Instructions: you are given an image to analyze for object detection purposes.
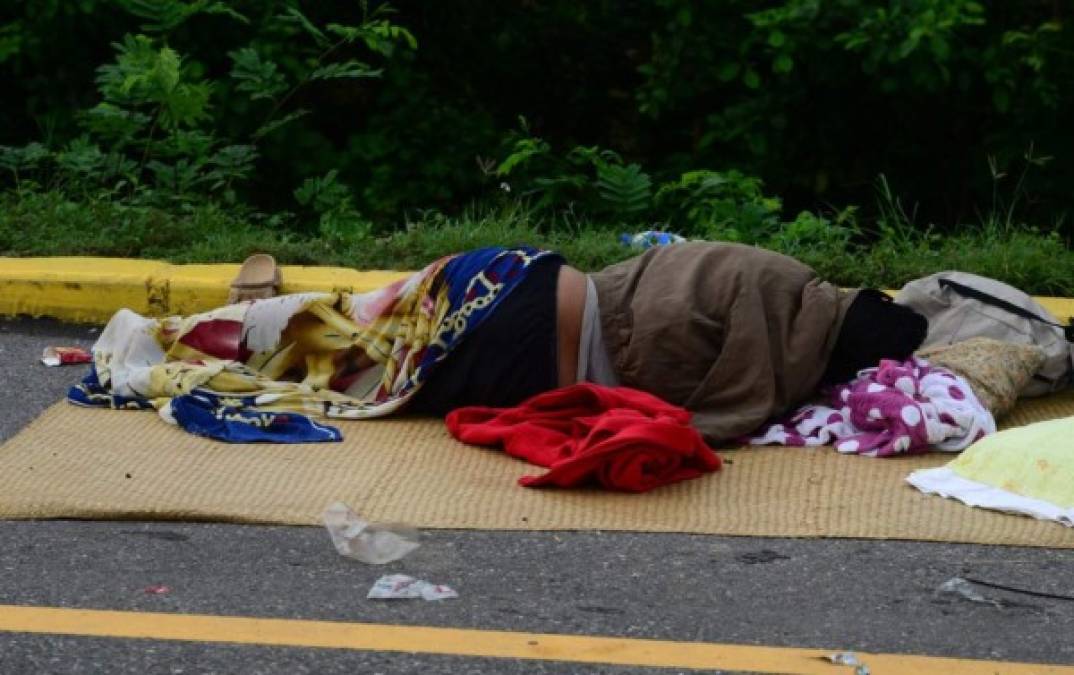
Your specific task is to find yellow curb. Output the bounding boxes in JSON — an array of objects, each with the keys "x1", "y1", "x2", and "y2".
[
  {"x1": 0, "y1": 258, "x2": 169, "y2": 324},
  {"x1": 1034, "y1": 296, "x2": 1074, "y2": 321},
  {"x1": 878, "y1": 287, "x2": 1074, "y2": 320},
  {"x1": 2, "y1": 256, "x2": 1074, "y2": 324},
  {"x1": 0, "y1": 257, "x2": 411, "y2": 323},
  {"x1": 161, "y1": 263, "x2": 410, "y2": 317}
]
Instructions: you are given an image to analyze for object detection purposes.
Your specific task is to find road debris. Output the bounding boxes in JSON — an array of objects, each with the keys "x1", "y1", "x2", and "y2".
[
  {"x1": 41, "y1": 346, "x2": 92, "y2": 367},
  {"x1": 935, "y1": 576, "x2": 1003, "y2": 607},
  {"x1": 143, "y1": 584, "x2": 171, "y2": 595},
  {"x1": 323, "y1": 501, "x2": 420, "y2": 565},
  {"x1": 367, "y1": 574, "x2": 457, "y2": 601},
  {"x1": 824, "y1": 651, "x2": 870, "y2": 674}
]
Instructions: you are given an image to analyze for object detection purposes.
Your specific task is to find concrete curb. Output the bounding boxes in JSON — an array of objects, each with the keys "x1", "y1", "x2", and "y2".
[
  {"x1": 0, "y1": 257, "x2": 411, "y2": 324},
  {"x1": 3, "y1": 256, "x2": 1074, "y2": 324}
]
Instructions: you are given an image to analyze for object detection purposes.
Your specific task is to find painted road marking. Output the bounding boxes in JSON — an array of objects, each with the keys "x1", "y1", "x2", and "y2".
[{"x1": 0, "y1": 605, "x2": 1071, "y2": 674}]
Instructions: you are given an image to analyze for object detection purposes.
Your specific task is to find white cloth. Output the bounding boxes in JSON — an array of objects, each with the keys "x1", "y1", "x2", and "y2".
[
  {"x1": 91, "y1": 308, "x2": 166, "y2": 398},
  {"x1": 907, "y1": 415, "x2": 1074, "y2": 526},
  {"x1": 907, "y1": 466, "x2": 1074, "y2": 527}
]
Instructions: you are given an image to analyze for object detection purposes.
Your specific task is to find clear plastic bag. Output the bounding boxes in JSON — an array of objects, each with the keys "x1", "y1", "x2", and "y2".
[{"x1": 322, "y1": 501, "x2": 420, "y2": 565}]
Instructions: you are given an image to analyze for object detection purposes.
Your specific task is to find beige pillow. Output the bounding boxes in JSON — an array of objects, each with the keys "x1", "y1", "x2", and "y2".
[{"x1": 917, "y1": 337, "x2": 1046, "y2": 418}]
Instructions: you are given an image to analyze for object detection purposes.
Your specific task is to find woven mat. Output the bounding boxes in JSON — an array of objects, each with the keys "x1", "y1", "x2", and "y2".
[{"x1": 2, "y1": 393, "x2": 1073, "y2": 547}]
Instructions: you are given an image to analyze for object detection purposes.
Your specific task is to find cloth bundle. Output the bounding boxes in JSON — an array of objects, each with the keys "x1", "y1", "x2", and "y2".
[
  {"x1": 69, "y1": 247, "x2": 555, "y2": 443},
  {"x1": 908, "y1": 416, "x2": 1074, "y2": 526},
  {"x1": 748, "y1": 357, "x2": 995, "y2": 457},
  {"x1": 446, "y1": 383, "x2": 723, "y2": 492}
]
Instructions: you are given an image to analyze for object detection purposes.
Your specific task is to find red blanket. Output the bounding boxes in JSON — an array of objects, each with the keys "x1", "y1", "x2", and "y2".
[{"x1": 445, "y1": 384, "x2": 722, "y2": 492}]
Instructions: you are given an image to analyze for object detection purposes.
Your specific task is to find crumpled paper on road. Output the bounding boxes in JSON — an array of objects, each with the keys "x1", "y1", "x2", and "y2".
[{"x1": 367, "y1": 574, "x2": 457, "y2": 601}]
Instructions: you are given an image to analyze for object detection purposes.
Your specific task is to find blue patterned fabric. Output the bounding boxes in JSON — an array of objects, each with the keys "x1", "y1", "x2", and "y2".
[
  {"x1": 409, "y1": 246, "x2": 559, "y2": 388},
  {"x1": 65, "y1": 246, "x2": 558, "y2": 444},
  {"x1": 68, "y1": 367, "x2": 154, "y2": 411},
  {"x1": 169, "y1": 391, "x2": 342, "y2": 443}
]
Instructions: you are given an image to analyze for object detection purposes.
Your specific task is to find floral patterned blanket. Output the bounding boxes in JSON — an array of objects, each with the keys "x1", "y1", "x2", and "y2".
[{"x1": 69, "y1": 247, "x2": 556, "y2": 442}]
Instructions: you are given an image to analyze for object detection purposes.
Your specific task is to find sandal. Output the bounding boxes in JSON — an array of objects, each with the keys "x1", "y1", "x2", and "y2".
[{"x1": 228, "y1": 253, "x2": 281, "y2": 304}]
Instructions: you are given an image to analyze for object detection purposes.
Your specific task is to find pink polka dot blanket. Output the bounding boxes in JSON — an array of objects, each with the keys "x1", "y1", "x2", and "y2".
[{"x1": 747, "y1": 358, "x2": 996, "y2": 457}]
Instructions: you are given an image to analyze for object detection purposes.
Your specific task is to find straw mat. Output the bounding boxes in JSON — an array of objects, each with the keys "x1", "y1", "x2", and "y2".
[{"x1": 1, "y1": 393, "x2": 1073, "y2": 547}]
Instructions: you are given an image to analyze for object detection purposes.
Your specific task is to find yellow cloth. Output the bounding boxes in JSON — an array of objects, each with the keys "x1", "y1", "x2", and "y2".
[{"x1": 949, "y1": 416, "x2": 1074, "y2": 508}]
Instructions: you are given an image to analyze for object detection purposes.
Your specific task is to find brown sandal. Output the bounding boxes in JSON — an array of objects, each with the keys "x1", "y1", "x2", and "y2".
[{"x1": 228, "y1": 253, "x2": 281, "y2": 304}]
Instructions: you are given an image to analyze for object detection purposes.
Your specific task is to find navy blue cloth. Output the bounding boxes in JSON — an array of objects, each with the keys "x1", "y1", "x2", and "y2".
[
  {"x1": 169, "y1": 391, "x2": 342, "y2": 443},
  {"x1": 68, "y1": 366, "x2": 155, "y2": 411},
  {"x1": 409, "y1": 255, "x2": 563, "y2": 414},
  {"x1": 413, "y1": 246, "x2": 561, "y2": 381}
]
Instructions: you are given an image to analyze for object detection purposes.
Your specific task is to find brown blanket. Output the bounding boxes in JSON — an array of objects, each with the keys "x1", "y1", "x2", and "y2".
[{"x1": 592, "y1": 242, "x2": 856, "y2": 444}]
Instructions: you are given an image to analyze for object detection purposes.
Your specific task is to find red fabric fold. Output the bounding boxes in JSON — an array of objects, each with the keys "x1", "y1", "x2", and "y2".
[
  {"x1": 177, "y1": 319, "x2": 251, "y2": 361},
  {"x1": 445, "y1": 384, "x2": 722, "y2": 492}
]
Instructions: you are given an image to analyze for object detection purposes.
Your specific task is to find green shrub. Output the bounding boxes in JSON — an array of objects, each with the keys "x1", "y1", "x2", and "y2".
[
  {"x1": 1, "y1": 0, "x2": 1072, "y2": 297},
  {"x1": 655, "y1": 169, "x2": 782, "y2": 241},
  {"x1": 4, "y1": 2, "x2": 1073, "y2": 227}
]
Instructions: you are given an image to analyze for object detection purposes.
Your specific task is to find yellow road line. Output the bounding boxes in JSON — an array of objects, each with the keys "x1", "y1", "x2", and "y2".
[{"x1": 0, "y1": 605, "x2": 1070, "y2": 674}]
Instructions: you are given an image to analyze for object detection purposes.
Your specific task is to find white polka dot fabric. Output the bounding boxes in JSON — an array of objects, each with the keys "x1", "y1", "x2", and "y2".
[{"x1": 748, "y1": 357, "x2": 996, "y2": 457}]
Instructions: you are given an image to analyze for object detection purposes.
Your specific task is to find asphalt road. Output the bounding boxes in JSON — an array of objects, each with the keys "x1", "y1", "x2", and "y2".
[{"x1": 1, "y1": 317, "x2": 1073, "y2": 674}]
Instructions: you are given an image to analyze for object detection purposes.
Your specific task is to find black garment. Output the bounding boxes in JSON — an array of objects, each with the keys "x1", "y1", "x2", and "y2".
[
  {"x1": 821, "y1": 289, "x2": 928, "y2": 385},
  {"x1": 408, "y1": 256, "x2": 563, "y2": 414}
]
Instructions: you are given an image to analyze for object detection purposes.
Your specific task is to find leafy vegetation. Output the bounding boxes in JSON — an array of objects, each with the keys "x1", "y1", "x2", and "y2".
[
  {"x1": 5, "y1": 174, "x2": 1074, "y2": 296},
  {"x1": 1, "y1": 1, "x2": 1073, "y2": 294}
]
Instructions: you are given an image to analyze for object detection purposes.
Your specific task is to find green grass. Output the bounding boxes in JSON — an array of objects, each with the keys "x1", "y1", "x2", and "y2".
[
  {"x1": 0, "y1": 191, "x2": 637, "y2": 270},
  {"x1": 3, "y1": 190, "x2": 1074, "y2": 295}
]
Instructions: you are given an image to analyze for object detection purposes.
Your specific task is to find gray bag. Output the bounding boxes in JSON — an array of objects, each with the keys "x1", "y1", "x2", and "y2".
[{"x1": 894, "y1": 271, "x2": 1074, "y2": 397}]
